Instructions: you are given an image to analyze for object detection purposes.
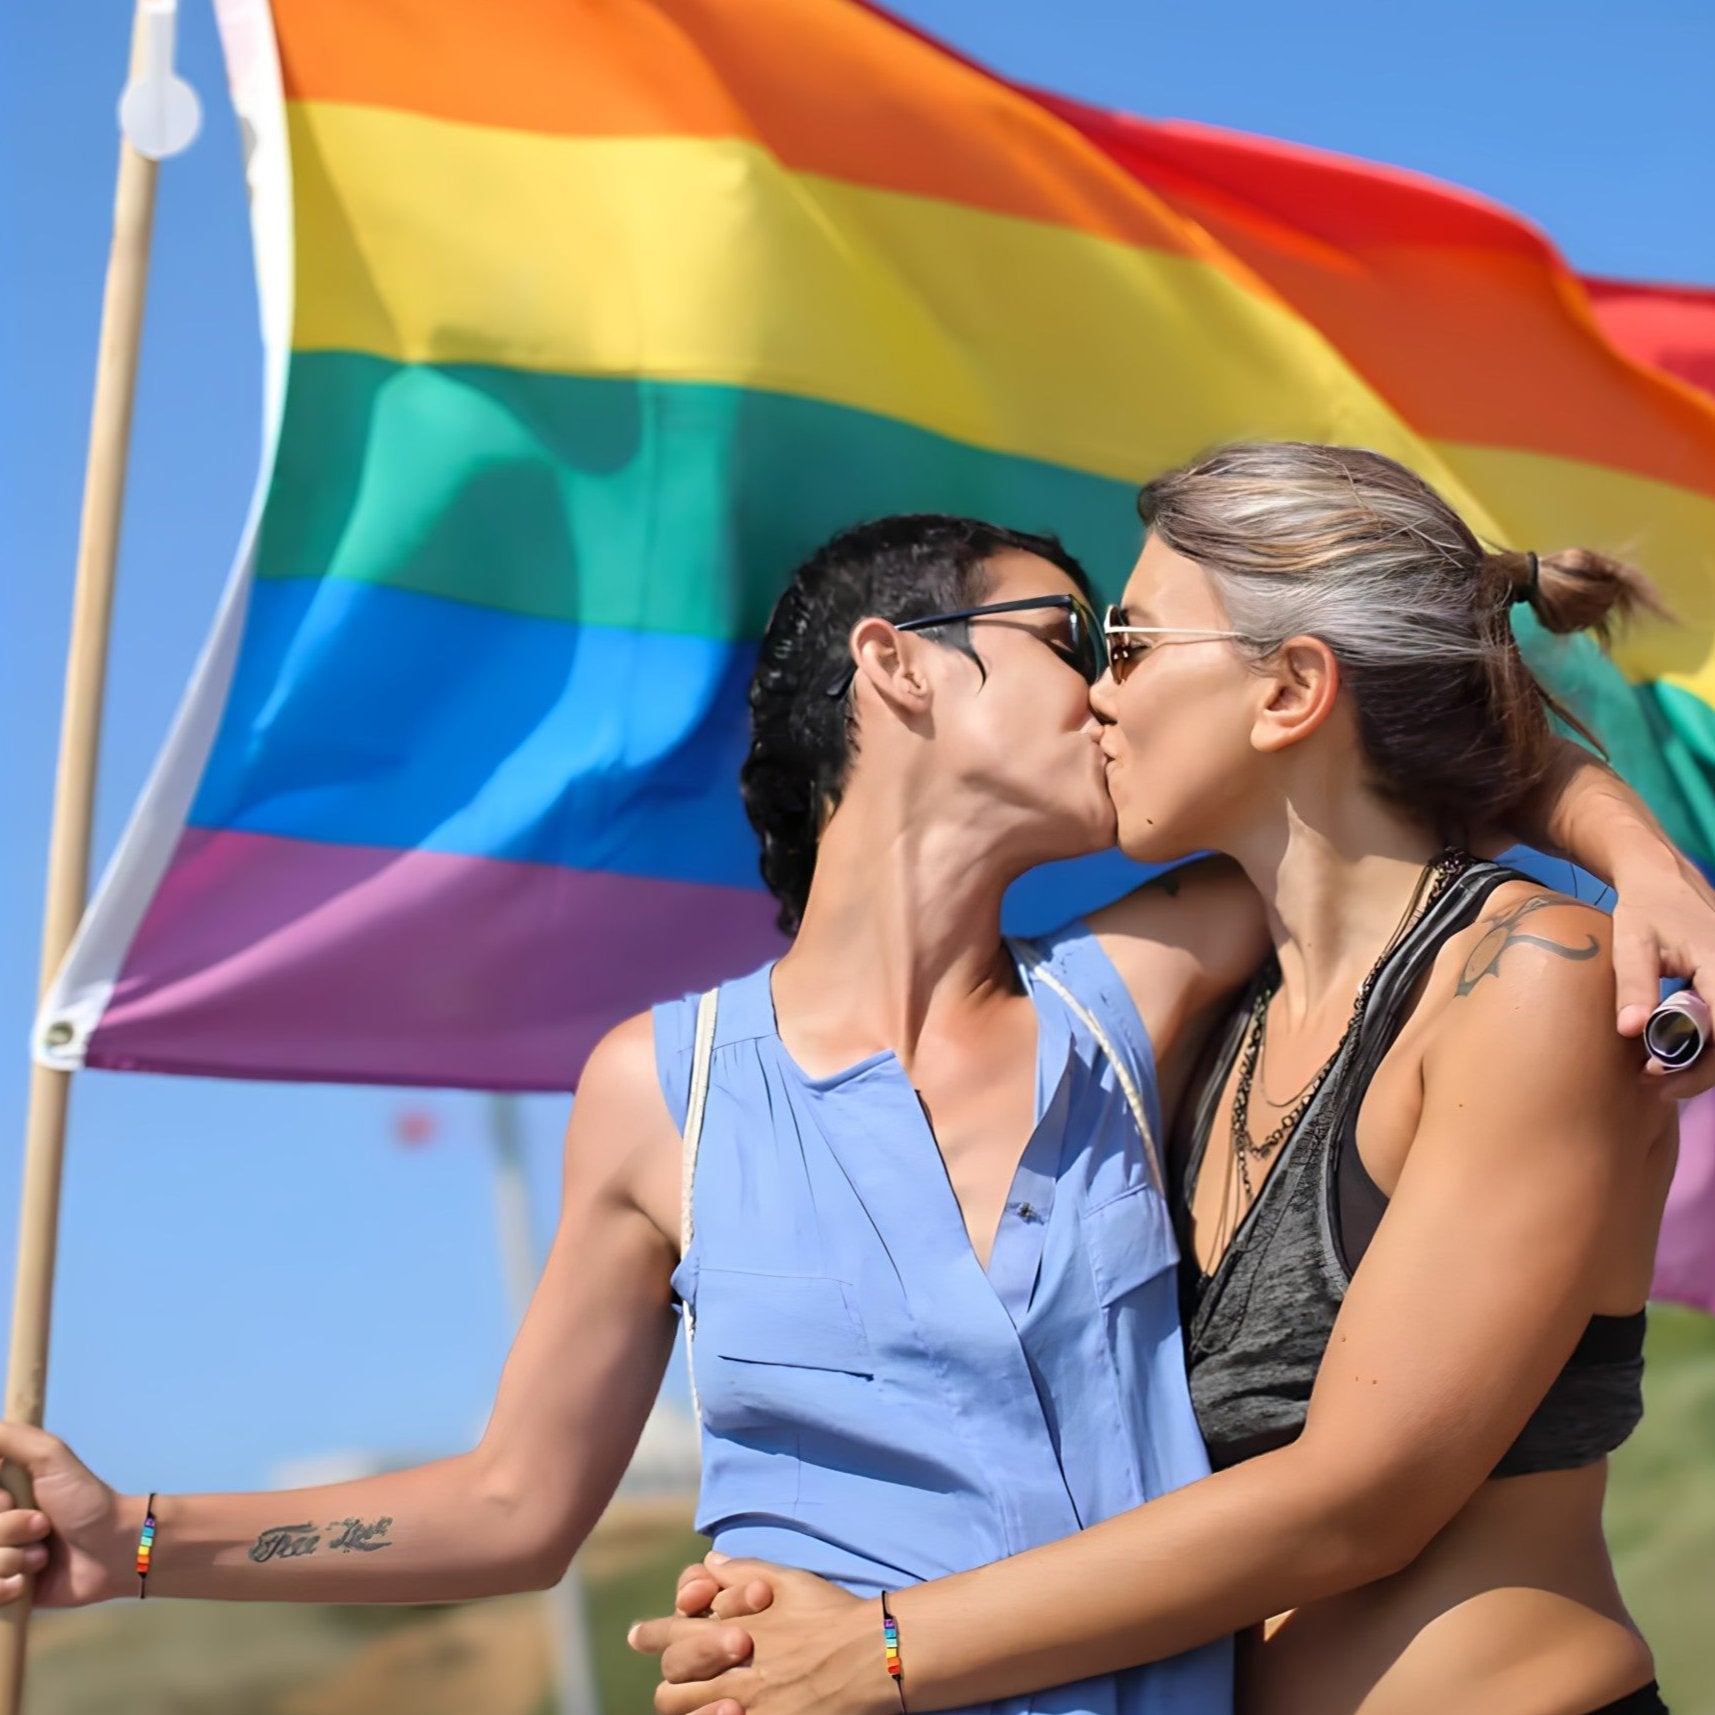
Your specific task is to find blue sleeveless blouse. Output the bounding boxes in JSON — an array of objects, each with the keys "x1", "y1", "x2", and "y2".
[{"x1": 654, "y1": 919, "x2": 1232, "y2": 1715}]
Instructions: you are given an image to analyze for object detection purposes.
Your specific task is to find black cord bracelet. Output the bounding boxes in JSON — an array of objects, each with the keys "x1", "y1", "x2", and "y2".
[
  {"x1": 880, "y1": 1591, "x2": 907, "y2": 1712},
  {"x1": 136, "y1": 1493, "x2": 157, "y2": 1597}
]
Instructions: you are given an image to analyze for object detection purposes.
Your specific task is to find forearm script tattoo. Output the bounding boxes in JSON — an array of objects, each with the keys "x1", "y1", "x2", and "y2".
[
  {"x1": 1458, "y1": 896, "x2": 1599, "y2": 996},
  {"x1": 249, "y1": 1515, "x2": 395, "y2": 1564}
]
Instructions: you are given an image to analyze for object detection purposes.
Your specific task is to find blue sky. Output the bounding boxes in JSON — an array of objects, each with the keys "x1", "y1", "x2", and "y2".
[{"x1": 2, "y1": 0, "x2": 1712, "y2": 1499}]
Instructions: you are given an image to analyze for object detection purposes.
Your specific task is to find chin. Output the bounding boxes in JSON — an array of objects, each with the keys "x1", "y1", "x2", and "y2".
[{"x1": 1115, "y1": 809, "x2": 1187, "y2": 866}]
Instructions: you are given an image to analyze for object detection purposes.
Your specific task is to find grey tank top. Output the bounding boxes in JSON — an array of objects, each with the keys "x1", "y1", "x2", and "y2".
[{"x1": 1173, "y1": 859, "x2": 1646, "y2": 1478}]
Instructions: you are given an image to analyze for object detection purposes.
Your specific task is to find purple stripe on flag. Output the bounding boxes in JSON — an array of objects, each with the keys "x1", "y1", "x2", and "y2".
[
  {"x1": 1657, "y1": 1090, "x2": 1715, "y2": 1315},
  {"x1": 83, "y1": 827, "x2": 786, "y2": 1089}
]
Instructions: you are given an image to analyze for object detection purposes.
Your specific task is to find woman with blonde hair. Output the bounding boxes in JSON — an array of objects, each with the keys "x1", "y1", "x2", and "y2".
[{"x1": 637, "y1": 443, "x2": 1686, "y2": 1715}]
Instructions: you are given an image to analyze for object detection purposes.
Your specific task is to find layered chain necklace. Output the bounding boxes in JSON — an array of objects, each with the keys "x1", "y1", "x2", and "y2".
[{"x1": 1228, "y1": 848, "x2": 1469, "y2": 1207}]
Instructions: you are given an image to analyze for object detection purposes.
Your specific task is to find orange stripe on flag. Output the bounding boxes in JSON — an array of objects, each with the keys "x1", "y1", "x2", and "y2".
[{"x1": 268, "y1": 0, "x2": 1203, "y2": 257}]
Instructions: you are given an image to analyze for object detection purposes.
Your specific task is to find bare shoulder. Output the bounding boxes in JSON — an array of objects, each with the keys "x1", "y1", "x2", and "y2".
[
  {"x1": 561, "y1": 1011, "x2": 683, "y2": 1227},
  {"x1": 575, "y1": 1009, "x2": 669, "y2": 1116},
  {"x1": 1440, "y1": 881, "x2": 1611, "y2": 1009},
  {"x1": 1407, "y1": 884, "x2": 1671, "y2": 1315},
  {"x1": 1426, "y1": 880, "x2": 1635, "y2": 1095}
]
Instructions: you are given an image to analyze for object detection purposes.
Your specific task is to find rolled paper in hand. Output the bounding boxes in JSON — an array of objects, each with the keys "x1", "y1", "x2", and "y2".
[{"x1": 1644, "y1": 990, "x2": 1712, "y2": 1070}]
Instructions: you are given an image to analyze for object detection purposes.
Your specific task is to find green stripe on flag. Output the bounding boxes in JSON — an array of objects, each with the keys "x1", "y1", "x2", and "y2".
[
  {"x1": 259, "y1": 353, "x2": 1146, "y2": 639},
  {"x1": 1519, "y1": 616, "x2": 1715, "y2": 868}
]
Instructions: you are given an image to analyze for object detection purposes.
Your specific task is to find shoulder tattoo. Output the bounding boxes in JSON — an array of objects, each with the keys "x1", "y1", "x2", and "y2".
[{"x1": 1457, "y1": 895, "x2": 1600, "y2": 997}]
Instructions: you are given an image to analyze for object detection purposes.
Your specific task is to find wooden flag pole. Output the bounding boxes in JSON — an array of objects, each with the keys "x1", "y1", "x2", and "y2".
[{"x1": 0, "y1": 4, "x2": 163, "y2": 1706}]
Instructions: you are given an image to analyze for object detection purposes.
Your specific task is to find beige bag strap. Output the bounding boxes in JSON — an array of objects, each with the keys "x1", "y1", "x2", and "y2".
[
  {"x1": 679, "y1": 988, "x2": 719, "y2": 1422},
  {"x1": 1014, "y1": 945, "x2": 1165, "y2": 1199}
]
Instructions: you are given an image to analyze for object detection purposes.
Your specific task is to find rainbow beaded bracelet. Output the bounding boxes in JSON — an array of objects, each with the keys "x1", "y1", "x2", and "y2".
[
  {"x1": 136, "y1": 1494, "x2": 157, "y2": 1598},
  {"x1": 880, "y1": 1592, "x2": 906, "y2": 1712}
]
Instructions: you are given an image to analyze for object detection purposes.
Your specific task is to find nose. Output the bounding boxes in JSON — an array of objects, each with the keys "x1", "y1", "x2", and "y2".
[{"x1": 1088, "y1": 667, "x2": 1119, "y2": 724}]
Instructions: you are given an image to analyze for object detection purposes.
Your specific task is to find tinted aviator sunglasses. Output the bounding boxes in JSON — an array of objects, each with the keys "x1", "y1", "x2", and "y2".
[
  {"x1": 1103, "y1": 605, "x2": 1251, "y2": 686},
  {"x1": 823, "y1": 594, "x2": 1103, "y2": 699}
]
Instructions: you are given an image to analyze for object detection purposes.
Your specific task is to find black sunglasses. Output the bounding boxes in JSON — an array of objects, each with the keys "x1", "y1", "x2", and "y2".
[{"x1": 823, "y1": 594, "x2": 1104, "y2": 699}]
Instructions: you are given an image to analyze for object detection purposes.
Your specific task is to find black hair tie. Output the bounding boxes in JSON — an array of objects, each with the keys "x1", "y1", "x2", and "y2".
[{"x1": 1512, "y1": 551, "x2": 1541, "y2": 604}]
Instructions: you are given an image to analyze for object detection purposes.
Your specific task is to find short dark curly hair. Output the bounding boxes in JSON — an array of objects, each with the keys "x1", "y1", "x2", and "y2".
[{"x1": 742, "y1": 514, "x2": 1091, "y2": 935}]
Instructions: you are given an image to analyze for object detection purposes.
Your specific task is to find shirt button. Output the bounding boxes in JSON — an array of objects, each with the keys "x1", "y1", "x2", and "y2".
[{"x1": 1016, "y1": 1201, "x2": 1037, "y2": 1221}]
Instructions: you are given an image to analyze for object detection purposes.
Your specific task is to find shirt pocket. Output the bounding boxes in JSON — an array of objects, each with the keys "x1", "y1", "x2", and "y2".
[
  {"x1": 1081, "y1": 1184, "x2": 1180, "y2": 1306},
  {"x1": 693, "y1": 1268, "x2": 874, "y2": 1438}
]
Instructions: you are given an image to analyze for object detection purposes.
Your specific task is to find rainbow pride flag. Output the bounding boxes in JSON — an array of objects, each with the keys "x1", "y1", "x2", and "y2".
[{"x1": 39, "y1": 0, "x2": 1715, "y2": 1141}]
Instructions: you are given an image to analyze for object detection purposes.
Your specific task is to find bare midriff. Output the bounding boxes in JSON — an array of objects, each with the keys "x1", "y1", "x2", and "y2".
[{"x1": 1245, "y1": 1463, "x2": 1654, "y2": 1715}]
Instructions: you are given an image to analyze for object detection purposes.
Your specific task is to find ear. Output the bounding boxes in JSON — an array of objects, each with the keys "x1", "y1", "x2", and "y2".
[
  {"x1": 1250, "y1": 636, "x2": 1342, "y2": 754},
  {"x1": 848, "y1": 616, "x2": 935, "y2": 714}
]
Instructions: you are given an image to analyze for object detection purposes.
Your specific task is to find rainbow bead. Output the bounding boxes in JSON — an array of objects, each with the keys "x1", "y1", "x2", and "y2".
[{"x1": 883, "y1": 1613, "x2": 902, "y2": 1679}]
